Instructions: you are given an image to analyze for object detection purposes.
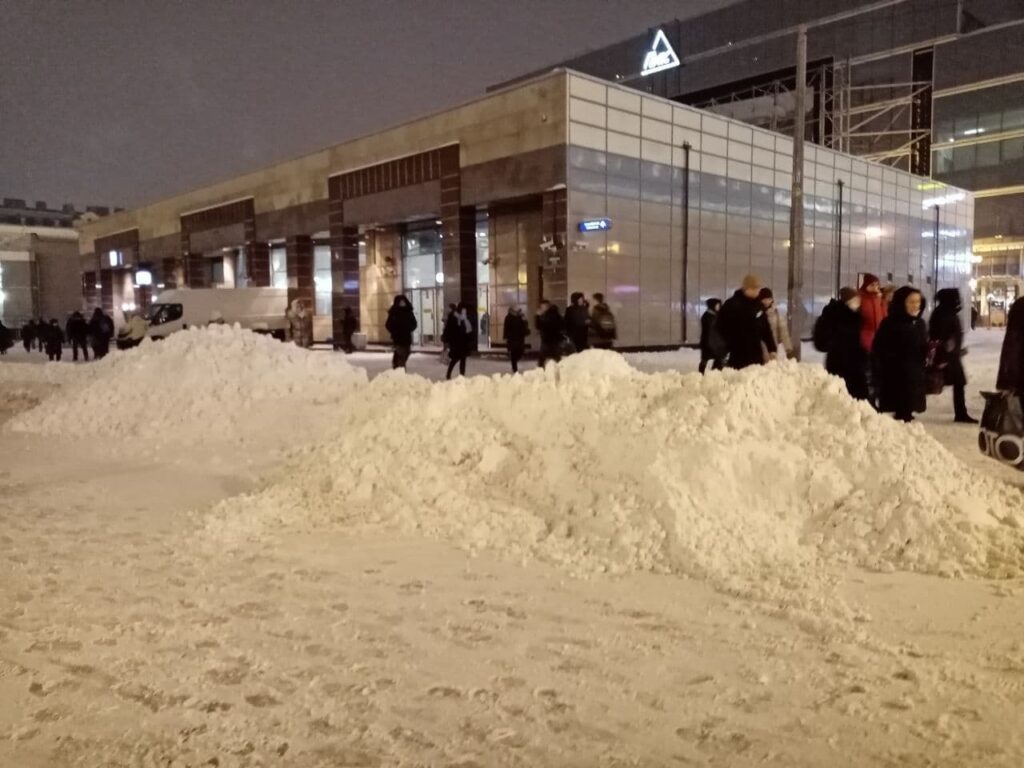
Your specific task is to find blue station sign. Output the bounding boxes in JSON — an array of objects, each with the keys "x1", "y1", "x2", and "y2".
[{"x1": 578, "y1": 218, "x2": 612, "y2": 233}]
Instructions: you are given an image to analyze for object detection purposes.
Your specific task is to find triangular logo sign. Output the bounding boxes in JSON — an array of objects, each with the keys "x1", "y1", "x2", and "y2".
[{"x1": 641, "y1": 29, "x2": 680, "y2": 76}]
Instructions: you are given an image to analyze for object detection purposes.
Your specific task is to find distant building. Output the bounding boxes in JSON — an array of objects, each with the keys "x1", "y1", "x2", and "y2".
[{"x1": 0, "y1": 198, "x2": 119, "y2": 329}]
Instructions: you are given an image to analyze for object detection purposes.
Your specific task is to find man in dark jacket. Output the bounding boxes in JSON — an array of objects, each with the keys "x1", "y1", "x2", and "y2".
[
  {"x1": 716, "y1": 275, "x2": 777, "y2": 369},
  {"x1": 589, "y1": 293, "x2": 617, "y2": 350},
  {"x1": 535, "y1": 299, "x2": 564, "y2": 368},
  {"x1": 699, "y1": 298, "x2": 726, "y2": 374},
  {"x1": 66, "y1": 310, "x2": 90, "y2": 361},
  {"x1": 43, "y1": 319, "x2": 65, "y2": 361},
  {"x1": 873, "y1": 286, "x2": 928, "y2": 422},
  {"x1": 819, "y1": 288, "x2": 868, "y2": 400},
  {"x1": 998, "y1": 297, "x2": 1024, "y2": 392},
  {"x1": 0, "y1": 320, "x2": 12, "y2": 355},
  {"x1": 88, "y1": 308, "x2": 114, "y2": 359},
  {"x1": 564, "y1": 292, "x2": 590, "y2": 354},
  {"x1": 929, "y1": 287, "x2": 976, "y2": 423},
  {"x1": 385, "y1": 295, "x2": 417, "y2": 370},
  {"x1": 21, "y1": 319, "x2": 36, "y2": 353},
  {"x1": 503, "y1": 305, "x2": 529, "y2": 374},
  {"x1": 442, "y1": 302, "x2": 473, "y2": 380}
]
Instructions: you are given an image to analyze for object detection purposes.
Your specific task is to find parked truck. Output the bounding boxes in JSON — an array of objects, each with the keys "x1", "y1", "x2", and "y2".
[{"x1": 146, "y1": 288, "x2": 290, "y2": 340}]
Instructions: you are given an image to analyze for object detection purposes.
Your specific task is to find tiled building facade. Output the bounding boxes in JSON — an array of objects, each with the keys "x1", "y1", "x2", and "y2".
[{"x1": 77, "y1": 71, "x2": 970, "y2": 348}]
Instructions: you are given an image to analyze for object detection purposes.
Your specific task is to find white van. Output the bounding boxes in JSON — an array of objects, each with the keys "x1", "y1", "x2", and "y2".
[{"x1": 146, "y1": 288, "x2": 289, "y2": 340}]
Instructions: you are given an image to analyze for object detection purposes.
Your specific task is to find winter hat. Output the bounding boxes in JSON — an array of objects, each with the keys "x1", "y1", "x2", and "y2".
[
  {"x1": 860, "y1": 273, "x2": 880, "y2": 290},
  {"x1": 758, "y1": 287, "x2": 773, "y2": 301},
  {"x1": 839, "y1": 287, "x2": 858, "y2": 304},
  {"x1": 705, "y1": 297, "x2": 721, "y2": 310},
  {"x1": 741, "y1": 274, "x2": 762, "y2": 292}
]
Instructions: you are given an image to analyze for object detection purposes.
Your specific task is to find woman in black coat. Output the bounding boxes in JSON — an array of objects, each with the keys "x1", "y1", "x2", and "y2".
[
  {"x1": 821, "y1": 288, "x2": 868, "y2": 400},
  {"x1": 998, "y1": 297, "x2": 1024, "y2": 392},
  {"x1": 873, "y1": 286, "x2": 928, "y2": 422},
  {"x1": 442, "y1": 303, "x2": 473, "y2": 380},
  {"x1": 929, "y1": 287, "x2": 976, "y2": 423}
]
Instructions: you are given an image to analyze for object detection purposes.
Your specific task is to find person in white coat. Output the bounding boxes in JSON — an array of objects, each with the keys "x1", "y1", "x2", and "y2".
[{"x1": 758, "y1": 288, "x2": 794, "y2": 360}]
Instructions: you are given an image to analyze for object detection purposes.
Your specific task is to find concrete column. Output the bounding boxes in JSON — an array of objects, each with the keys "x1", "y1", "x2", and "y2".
[
  {"x1": 330, "y1": 225, "x2": 359, "y2": 342},
  {"x1": 285, "y1": 235, "x2": 314, "y2": 311},
  {"x1": 439, "y1": 145, "x2": 478, "y2": 348}
]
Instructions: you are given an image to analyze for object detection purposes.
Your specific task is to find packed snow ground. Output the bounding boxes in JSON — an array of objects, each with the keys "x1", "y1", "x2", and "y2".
[{"x1": 2, "y1": 327, "x2": 1024, "y2": 766}]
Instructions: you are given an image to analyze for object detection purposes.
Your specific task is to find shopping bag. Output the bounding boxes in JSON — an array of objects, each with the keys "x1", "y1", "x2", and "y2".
[
  {"x1": 925, "y1": 340, "x2": 945, "y2": 395},
  {"x1": 978, "y1": 391, "x2": 1024, "y2": 469},
  {"x1": 439, "y1": 347, "x2": 451, "y2": 366}
]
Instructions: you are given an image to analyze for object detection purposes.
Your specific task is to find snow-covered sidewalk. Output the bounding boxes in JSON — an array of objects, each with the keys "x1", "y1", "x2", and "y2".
[{"x1": 1, "y1": 327, "x2": 1023, "y2": 766}]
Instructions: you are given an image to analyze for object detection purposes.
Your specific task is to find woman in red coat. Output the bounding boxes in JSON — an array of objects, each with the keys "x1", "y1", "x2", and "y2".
[{"x1": 858, "y1": 273, "x2": 887, "y2": 353}]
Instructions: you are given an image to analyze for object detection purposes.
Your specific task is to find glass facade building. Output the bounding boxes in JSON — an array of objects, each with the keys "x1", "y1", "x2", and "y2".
[{"x1": 565, "y1": 74, "x2": 971, "y2": 345}]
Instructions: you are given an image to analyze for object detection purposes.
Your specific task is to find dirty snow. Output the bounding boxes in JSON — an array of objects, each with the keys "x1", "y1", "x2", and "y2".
[{"x1": 2, "y1": 328, "x2": 1024, "y2": 766}]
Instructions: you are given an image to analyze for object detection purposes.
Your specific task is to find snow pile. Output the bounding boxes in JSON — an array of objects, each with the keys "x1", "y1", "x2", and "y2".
[
  {"x1": 8, "y1": 325, "x2": 367, "y2": 440},
  {"x1": 208, "y1": 351, "x2": 1024, "y2": 585}
]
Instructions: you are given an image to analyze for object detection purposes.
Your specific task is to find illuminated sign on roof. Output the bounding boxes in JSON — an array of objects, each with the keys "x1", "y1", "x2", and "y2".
[{"x1": 641, "y1": 29, "x2": 680, "y2": 76}]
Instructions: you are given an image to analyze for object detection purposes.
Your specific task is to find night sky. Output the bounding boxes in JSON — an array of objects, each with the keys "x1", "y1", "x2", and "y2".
[{"x1": 1, "y1": 1, "x2": 733, "y2": 210}]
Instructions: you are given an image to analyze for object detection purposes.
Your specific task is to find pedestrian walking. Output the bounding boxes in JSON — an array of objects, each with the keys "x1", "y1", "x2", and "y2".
[
  {"x1": 0, "y1": 320, "x2": 11, "y2": 355},
  {"x1": 442, "y1": 302, "x2": 473, "y2": 379},
  {"x1": 759, "y1": 287, "x2": 794, "y2": 359},
  {"x1": 44, "y1": 319, "x2": 65, "y2": 361},
  {"x1": 716, "y1": 274, "x2": 777, "y2": 369},
  {"x1": 65, "y1": 312, "x2": 90, "y2": 360},
  {"x1": 21, "y1": 319, "x2": 36, "y2": 353},
  {"x1": 385, "y1": 294, "x2": 417, "y2": 369},
  {"x1": 929, "y1": 288, "x2": 977, "y2": 423},
  {"x1": 340, "y1": 306, "x2": 358, "y2": 353},
  {"x1": 287, "y1": 299, "x2": 313, "y2": 348},
  {"x1": 998, "y1": 297, "x2": 1024, "y2": 392},
  {"x1": 872, "y1": 286, "x2": 928, "y2": 423},
  {"x1": 698, "y1": 298, "x2": 726, "y2": 374},
  {"x1": 535, "y1": 299, "x2": 564, "y2": 367},
  {"x1": 35, "y1": 318, "x2": 46, "y2": 350},
  {"x1": 815, "y1": 287, "x2": 868, "y2": 400},
  {"x1": 88, "y1": 307, "x2": 114, "y2": 359},
  {"x1": 503, "y1": 305, "x2": 528, "y2": 373},
  {"x1": 564, "y1": 292, "x2": 590, "y2": 354},
  {"x1": 589, "y1": 293, "x2": 617, "y2": 350}
]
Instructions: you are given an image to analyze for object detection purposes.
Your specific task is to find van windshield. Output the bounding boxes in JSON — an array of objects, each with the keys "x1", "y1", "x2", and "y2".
[{"x1": 148, "y1": 303, "x2": 183, "y2": 326}]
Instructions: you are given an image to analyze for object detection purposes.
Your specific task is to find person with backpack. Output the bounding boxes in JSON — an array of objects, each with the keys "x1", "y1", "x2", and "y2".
[
  {"x1": 872, "y1": 286, "x2": 928, "y2": 423},
  {"x1": 699, "y1": 298, "x2": 726, "y2": 374},
  {"x1": 442, "y1": 302, "x2": 473, "y2": 380},
  {"x1": 564, "y1": 292, "x2": 590, "y2": 354},
  {"x1": 758, "y1": 288, "x2": 794, "y2": 360},
  {"x1": 385, "y1": 294, "x2": 417, "y2": 370},
  {"x1": 815, "y1": 288, "x2": 868, "y2": 400},
  {"x1": 589, "y1": 293, "x2": 617, "y2": 350},
  {"x1": 503, "y1": 305, "x2": 529, "y2": 374},
  {"x1": 66, "y1": 310, "x2": 90, "y2": 361},
  {"x1": 88, "y1": 307, "x2": 114, "y2": 359},
  {"x1": 717, "y1": 274, "x2": 777, "y2": 369},
  {"x1": 929, "y1": 288, "x2": 976, "y2": 424},
  {"x1": 535, "y1": 299, "x2": 565, "y2": 367}
]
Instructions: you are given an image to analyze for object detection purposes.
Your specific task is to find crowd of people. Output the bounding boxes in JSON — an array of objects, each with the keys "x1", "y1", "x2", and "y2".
[
  {"x1": 4, "y1": 309, "x2": 116, "y2": 363},
  {"x1": 697, "y1": 272, "x2": 983, "y2": 424}
]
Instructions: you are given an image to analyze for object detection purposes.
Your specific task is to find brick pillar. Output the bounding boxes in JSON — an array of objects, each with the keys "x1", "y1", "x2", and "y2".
[
  {"x1": 328, "y1": 177, "x2": 360, "y2": 344},
  {"x1": 439, "y1": 145, "x2": 478, "y2": 346},
  {"x1": 286, "y1": 235, "x2": 314, "y2": 311},
  {"x1": 541, "y1": 189, "x2": 568, "y2": 307},
  {"x1": 100, "y1": 269, "x2": 114, "y2": 313},
  {"x1": 82, "y1": 271, "x2": 98, "y2": 310},
  {"x1": 185, "y1": 254, "x2": 208, "y2": 288},
  {"x1": 161, "y1": 258, "x2": 183, "y2": 289},
  {"x1": 136, "y1": 285, "x2": 153, "y2": 312},
  {"x1": 247, "y1": 241, "x2": 271, "y2": 287}
]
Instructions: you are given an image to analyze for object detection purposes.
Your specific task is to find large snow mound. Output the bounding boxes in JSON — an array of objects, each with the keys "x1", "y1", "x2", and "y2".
[
  {"x1": 209, "y1": 351, "x2": 1024, "y2": 584},
  {"x1": 8, "y1": 325, "x2": 367, "y2": 439}
]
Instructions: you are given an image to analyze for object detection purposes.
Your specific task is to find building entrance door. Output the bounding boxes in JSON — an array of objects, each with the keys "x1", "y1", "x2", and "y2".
[{"x1": 409, "y1": 287, "x2": 442, "y2": 346}]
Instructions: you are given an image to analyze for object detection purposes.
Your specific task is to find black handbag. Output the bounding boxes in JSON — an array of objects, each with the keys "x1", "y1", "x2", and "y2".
[{"x1": 979, "y1": 391, "x2": 1024, "y2": 469}]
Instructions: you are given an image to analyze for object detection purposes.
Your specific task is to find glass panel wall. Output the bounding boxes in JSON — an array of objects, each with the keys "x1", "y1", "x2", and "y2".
[{"x1": 314, "y1": 244, "x2": 331, "y2": 315}]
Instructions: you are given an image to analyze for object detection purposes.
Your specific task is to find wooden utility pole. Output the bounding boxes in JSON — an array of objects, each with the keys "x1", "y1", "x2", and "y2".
[{"x1": 788, "y1": 25, "x2": 807, "y2": 360}]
